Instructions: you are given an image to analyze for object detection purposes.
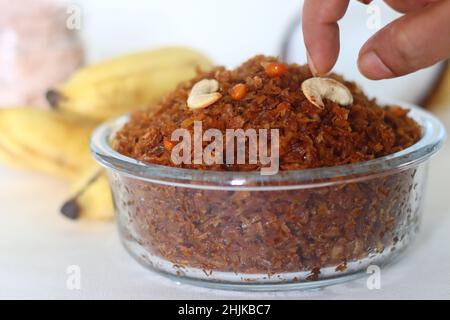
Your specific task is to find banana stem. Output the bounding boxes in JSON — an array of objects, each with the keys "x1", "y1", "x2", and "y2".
[{"x1": 60, "y1": 169, "x2": 103, "y2": 220}]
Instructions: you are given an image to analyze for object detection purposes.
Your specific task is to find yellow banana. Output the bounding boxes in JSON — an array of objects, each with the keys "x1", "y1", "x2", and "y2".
[
  {"x1": 61, "y1": 167, "x2": 114, "y2": 221},
  {"x1": 1, "y1": 47, "x2": 213, "y2": 221},
  {"x1": 47, "y1": 46, "x2": 213, "y2": 121},
  {"x1": 0, "y1": 107, "x2": 96, "y2": 179}
]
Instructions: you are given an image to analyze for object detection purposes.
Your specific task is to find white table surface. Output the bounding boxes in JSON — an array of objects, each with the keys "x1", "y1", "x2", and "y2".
[{"x1": 1, "y1": 109, "x2": 449, "y2": 300}]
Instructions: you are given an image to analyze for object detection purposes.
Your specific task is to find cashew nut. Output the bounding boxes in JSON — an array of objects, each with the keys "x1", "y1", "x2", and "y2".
[
  {"x1": 301, "y1": 77, "x2": 353, "y2": 109},
  {"x1": 187, "y1": 79, "x2": 222, "y2": 109}
]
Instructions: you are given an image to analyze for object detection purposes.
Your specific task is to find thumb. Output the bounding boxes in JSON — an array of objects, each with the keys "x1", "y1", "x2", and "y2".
[{"x1": 358, "y1": 0, "x2": 450, "y2": 80}]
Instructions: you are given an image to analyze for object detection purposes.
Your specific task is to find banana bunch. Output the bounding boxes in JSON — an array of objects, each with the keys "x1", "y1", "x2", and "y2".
[
  {"x1": 0, "y1": 47, "x2": 213, "y2": 221},
  {"x1": 0, "y1": 107, "x2": 112, "y2": 220},
  {"x1": 47, "y1": 46, "x2": 213, "y2": 121},
  {"x1": 0, "y1": 108, "x2": 96, "y2": 180}
]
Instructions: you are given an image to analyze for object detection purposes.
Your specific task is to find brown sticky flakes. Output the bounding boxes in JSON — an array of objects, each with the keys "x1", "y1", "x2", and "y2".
[
  {"x1": 112, "y1": 55, "x2": 422, "y2": 278},
  {"x1": 115, "y1": 56, "x2": 420, "y2": 170}
]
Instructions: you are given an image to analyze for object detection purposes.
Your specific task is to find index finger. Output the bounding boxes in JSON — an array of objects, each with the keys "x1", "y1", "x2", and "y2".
[{"x1": 302, "y1": 0, "x2": 350, "y2": 75}]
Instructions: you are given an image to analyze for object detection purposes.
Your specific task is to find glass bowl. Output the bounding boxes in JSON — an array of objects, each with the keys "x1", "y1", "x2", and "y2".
[{"x1": 91, "y1": 102, "x2": 445, "y2": 291}]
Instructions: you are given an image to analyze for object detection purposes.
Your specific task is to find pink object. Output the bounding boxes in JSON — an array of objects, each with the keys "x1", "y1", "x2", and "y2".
[{"x1": 0, "y1": 0, "x2": 83, "y2": 107}]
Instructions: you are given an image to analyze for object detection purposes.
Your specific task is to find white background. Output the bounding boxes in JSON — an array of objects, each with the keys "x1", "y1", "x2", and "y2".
[
  {"x1": 73, "y1": 0, "x2": 443, "y2": 103},
  {"x1": 0, "y1": 0, "x2": 449, "y2": 299}
]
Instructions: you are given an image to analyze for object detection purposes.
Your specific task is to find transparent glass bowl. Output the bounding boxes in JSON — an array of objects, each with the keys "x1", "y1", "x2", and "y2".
[{"x1": 91, "y1": 102, "x2": 445, "y2": 291}]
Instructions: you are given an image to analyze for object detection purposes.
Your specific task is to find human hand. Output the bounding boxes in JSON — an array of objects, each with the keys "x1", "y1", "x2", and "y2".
[{"x1": 302, "y1": 0, "x2": 450, "y2": 80}]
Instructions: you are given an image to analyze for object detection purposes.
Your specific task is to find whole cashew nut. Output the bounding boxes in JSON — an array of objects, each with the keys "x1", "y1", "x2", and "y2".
[
  {"x1": 187, "y1": 79, "x2": 222, "y2": 109},
  {"x1": 301, "y1": 77, "x2": 354, "y2": 109}
]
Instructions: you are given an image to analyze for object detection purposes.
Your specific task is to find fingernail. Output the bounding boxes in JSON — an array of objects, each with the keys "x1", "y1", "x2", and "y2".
[
  {"x1": 307, "y1": 51, "x2": 319, "y2": 76},
  {"x1": 358, "y1": 51, "x2": 394, "y2": 79}
]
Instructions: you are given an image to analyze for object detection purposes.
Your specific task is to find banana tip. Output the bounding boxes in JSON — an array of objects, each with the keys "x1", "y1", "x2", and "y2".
[
  {"x1": 46, "y1": 89, "x2": 62, "y2": 108},
  {"x1": 61, "y1": 198, "x2": 80, "y2": 220}
]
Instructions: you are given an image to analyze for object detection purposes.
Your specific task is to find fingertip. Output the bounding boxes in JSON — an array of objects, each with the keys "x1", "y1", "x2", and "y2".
[
  {"x1": 306, "y1": 51, "x2": 319, "y2": 76},
  {"x1": 358, "y1": 50, "x2": 395, "y2": 80},
  {"x1": 357, "y1": 0, "x2": 450, "y2": 80},
  {"x1": 306, "y1": 50, "x2": 335, "y2": 76},
  {"x1": 302, "y1": 0, "x2": 347, "y2": 77}
]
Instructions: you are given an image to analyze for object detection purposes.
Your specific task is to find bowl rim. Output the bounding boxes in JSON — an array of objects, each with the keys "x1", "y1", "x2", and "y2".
[{"x1": 91, "y1": 100, "x2": 446, "y2": 190}]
